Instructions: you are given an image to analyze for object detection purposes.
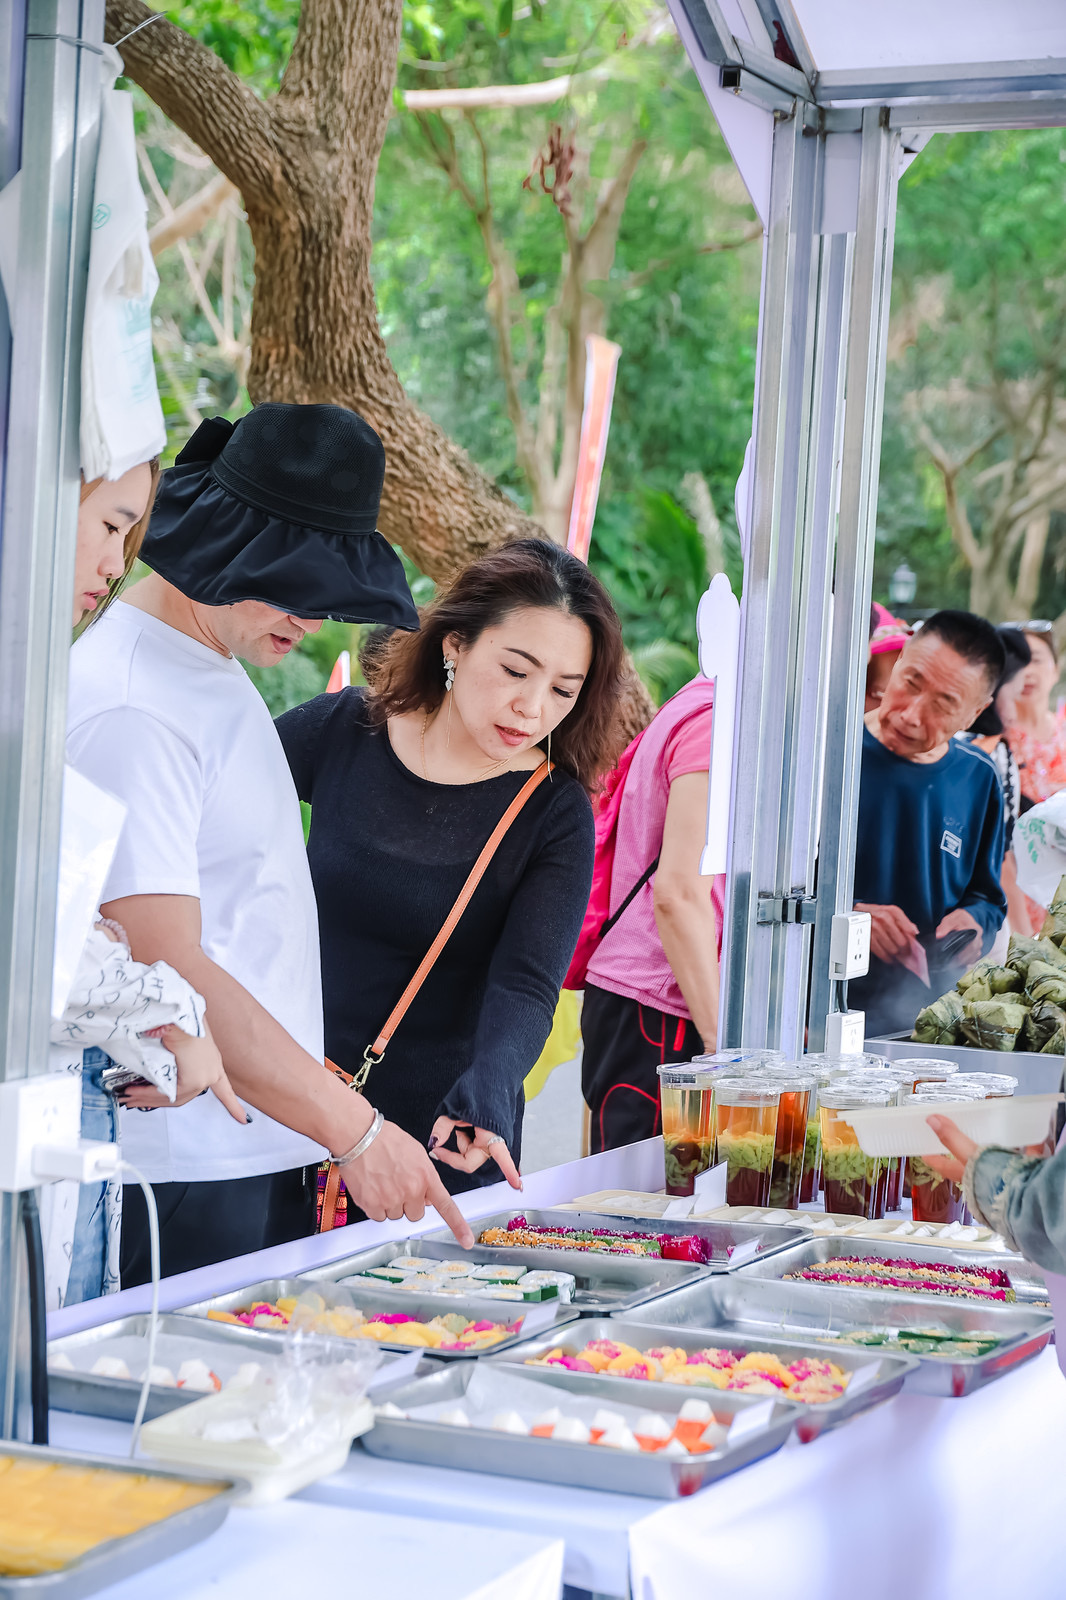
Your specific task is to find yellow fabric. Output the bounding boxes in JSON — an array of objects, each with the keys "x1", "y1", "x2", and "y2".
[{"x1": 524, "y1": 990, "x2": 582, "y2": 1101}]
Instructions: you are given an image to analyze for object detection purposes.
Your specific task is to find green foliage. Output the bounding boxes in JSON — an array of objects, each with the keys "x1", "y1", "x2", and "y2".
[
  {"x1": 878, "y1": 127, "x2": 1066, "y2": 616},
  {"x1": 159, "y1": 0, "x2": 298, "y2": 92}
]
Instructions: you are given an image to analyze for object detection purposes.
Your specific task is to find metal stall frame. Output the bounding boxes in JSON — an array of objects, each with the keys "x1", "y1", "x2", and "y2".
[
  {"x1": 670, "y1": 1, "x2": 1066, "y2": 1057},
  {"x1": 0, "y1": 0, "x2": 105, "y2": 1440}
]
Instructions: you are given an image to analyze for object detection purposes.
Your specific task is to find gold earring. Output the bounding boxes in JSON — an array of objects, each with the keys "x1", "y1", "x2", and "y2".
[{"x1": 547, "y1": 728, "x2": 553, "y2": 777}]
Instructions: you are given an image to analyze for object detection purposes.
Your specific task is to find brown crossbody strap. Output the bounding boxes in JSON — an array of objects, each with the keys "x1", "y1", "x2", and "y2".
[{"x1": 340, "y1": 759, "x2": 553, "y2": 1097}]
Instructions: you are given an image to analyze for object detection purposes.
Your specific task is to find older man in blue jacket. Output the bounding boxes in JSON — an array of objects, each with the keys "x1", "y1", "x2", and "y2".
[{"x1": 850, "y1": 610, "x2": 1007, "y2": 1038}]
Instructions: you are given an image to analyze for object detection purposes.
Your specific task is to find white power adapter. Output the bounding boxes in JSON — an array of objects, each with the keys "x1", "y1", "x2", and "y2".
[
  {"x1": 824, "y1": 1010, "x2": 867, "y2": 1055},
  {"x1": 829, "y1": 911, "x2": 871, "y2": 980},
  {"x1": 0, "y1": 1072, "x2": 119, "y2": 1190}
]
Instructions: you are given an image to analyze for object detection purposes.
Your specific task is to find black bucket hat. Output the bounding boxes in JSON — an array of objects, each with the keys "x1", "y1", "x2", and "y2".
[{"x1": 140, "y1": 402, "x2": 420, "y2": 629}]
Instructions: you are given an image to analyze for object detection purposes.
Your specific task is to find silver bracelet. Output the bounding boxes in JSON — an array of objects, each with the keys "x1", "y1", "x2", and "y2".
[{"x1": 330, "y1": 1108, "x2": 384, "y2": 1166}]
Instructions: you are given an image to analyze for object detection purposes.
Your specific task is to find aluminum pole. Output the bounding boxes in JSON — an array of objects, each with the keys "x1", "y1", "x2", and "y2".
[
  {"x1": 0, "y1": 0, "x2": 104, "y2": 1442},
  {"x1": 808, "y1": 110, "x2": 901, "y2": 1047}
]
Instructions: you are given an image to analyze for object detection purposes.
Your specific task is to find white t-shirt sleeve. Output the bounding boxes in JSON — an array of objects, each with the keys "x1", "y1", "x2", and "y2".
[{"x1": 66, "y1": 706, "x2": 203, "y2": 902}]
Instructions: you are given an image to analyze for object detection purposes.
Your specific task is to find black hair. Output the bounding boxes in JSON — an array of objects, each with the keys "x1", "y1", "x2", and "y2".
[
  {"x1": 918, "y1": 610, "x2": 1006, "y2": 694},
  {"x1": 967, "y1": 627, "x2": 1031, "y2": 737}
]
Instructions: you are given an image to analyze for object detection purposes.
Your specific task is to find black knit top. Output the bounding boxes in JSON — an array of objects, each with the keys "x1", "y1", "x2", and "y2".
[{"x1": 275, "y1": 689, "x2": 594, "y2": 1189}]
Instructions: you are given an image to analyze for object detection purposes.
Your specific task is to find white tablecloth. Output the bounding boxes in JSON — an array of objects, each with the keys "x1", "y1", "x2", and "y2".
[
  {"x1": 628, "y1": 1345, "x2": 1066, "y2": 1600},
  {"x1": 77, "y1": 1497, "x2": 563, "y2": 1600}
]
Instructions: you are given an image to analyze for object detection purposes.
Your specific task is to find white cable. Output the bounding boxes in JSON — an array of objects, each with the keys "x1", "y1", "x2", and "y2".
[{"x1": 120, "y1": 1161, "x2": 160, "y2": 1458}]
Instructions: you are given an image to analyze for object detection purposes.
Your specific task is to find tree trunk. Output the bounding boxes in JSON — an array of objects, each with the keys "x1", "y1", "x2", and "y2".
[{"x1": 106, "y1": 0, "x2": 542, "y2": 584}]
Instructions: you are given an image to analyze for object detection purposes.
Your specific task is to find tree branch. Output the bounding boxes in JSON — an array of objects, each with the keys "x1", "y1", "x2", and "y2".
[
  {"x1": 919, "y1": 422, "x2": 982, "y2": 571},
  {"x1": 104, "y1": 0, "x2": 283, "y2": 210},
  {"x1": 148, "y1": 172, "x2": 238, "y2": 258},
  {"x1": 403, "y1": 76, "x2": 575, "y2": 110},
  {"x1": 618, "y1": 224, "x2": 762, "y2": 290}
]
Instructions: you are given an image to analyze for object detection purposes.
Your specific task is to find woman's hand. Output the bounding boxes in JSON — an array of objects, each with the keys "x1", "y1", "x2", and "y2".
[
  {"x1": 339, "y1": 1119, "x2": 475, "y2": 1248},
  {"x1": 923, "y1": 1114, "x2": 1051, "y2": 1184},
  {"x1": 922, "y1": 1115, "x2": 979, "y2": 1183},
  {"x1": 119, "y1": 1022, "x2": 249, "y2": 1125},
  {"x1": 427, "y1": 1116, "x2": 523, "y2": 1190}
]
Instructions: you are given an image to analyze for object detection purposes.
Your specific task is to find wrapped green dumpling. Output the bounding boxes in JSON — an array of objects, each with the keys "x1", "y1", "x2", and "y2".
[
  {"x1": 962, "y1": 979, "x2": 993, "y2": 1003},
  {"x1": 959, "y1": 999, "x2": 1028, "y2": 1052},
  {"x1": 956, "y1": 959, "x2": 999, "y2": 996},
  {"x1": 1027, "y1": 962, "x2": 1066, "y2": 1008},
  {"x1": 1038, "y1": 877, "x2": 1066, "y2": 946},
  {"x1": 1022, "y1": 1001, "x2": 1066, "y2": 1055},
  {"x1": 985, "y1": 965, "x2": 1023, "y2": 995},
  {"x1": 912, "y1": 990, "x2": 965, "y2": 1045}
]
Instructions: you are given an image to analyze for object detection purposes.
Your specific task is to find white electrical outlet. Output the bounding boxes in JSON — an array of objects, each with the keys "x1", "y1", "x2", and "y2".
[
  {"x1": 829, "y1": 912, "x2": 871, "y2": 980},
  {"x1": 824, "y1": 1010, "x2": 866, "y2": 1055},
  {"x1": 0, "y1": 1072, "x2": 82, "y2": 1191}
]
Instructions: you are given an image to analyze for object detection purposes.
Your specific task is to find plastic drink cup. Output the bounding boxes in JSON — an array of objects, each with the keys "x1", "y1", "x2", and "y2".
[
  {"x1": 909, "y1": 1085, "x2": 985, "y2": 1223},
  {"x1": 657, "y1": 1063, "x2": 718, "y2": 1196},
  {"x1": 951, "y1": 1073, "x2": 1018, "y2": 1099},
  {"x1": 712, "y1": 1078, "x2": 781, "y2": 1207},
  {"x1": 818, "y1": 1085, "x2": 894, "y2": 1218},
  {"x1": 757, "y1": 1068, "x2": 815, "y2": 1209},
  {"x1": 890, "y1": 1056, "x2": 958, "y2": 1087}
]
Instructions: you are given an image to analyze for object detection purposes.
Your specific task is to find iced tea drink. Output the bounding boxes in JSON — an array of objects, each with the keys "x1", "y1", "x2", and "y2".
[
  {"x1": 657, "y1": 1063, "x2": 717, "y2": 1196},
  {"x1": 817, "y1": 1085, "x2": 893, "y2": 1218},
  {"x1": 909, "y1": 1085, "x2": 984, "y2": 1223},
  {"x1": 761, "y1": 1069, "x2": 815, "y2": 1209},
  {"x1": 712, "y1": 1078, "x2": 780, "y2": 1207}
]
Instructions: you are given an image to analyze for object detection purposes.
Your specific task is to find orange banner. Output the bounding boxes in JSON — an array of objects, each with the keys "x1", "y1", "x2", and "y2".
[{"x1": 566, "y1": 334, "x2": 621, "y2": 564}]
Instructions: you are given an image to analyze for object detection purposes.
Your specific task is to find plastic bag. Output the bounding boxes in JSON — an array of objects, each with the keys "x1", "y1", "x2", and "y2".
[
  {"x1": 1015, "y1": 800, "x2": 1066, "y2": 912},
  {"x1": 80, "y1": 45, "x2": 166, "y2": 479}
]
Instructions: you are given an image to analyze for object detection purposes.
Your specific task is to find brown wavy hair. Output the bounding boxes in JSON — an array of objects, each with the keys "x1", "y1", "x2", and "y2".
[
  {"x1": 368, "y1": 538, "x2": 626, "y2": 794},
  {"x1": 79, "y1": 458, "x2": 161, "y2": 623}
]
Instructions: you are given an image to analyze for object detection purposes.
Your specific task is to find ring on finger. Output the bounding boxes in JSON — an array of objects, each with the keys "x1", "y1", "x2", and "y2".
[{"x1": 483, "y1": 1134, "x2": 503, "y2": 1150}]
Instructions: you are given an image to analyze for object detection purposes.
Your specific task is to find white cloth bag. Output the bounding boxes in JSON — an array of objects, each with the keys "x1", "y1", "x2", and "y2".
[{"x1": 80, "y1": 43, "x2": 167, "y2": 480}]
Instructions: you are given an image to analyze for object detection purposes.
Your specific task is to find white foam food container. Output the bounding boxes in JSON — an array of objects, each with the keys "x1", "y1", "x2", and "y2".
[
  {"x1": 139, "y1": 1389, "x2": 374, "y2": 1505},
  {"x1": 839, "y1": 1093, "x2": 1063, "y2": 1157}
]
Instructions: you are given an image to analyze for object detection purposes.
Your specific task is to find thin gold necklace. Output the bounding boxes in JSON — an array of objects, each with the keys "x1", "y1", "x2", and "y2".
[{"x1": 420, "y1": 710, "x2": 510, "y2": 783}]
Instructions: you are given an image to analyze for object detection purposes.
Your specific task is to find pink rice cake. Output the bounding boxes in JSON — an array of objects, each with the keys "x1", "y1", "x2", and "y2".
[{"x1": 785, "y1": 1256, "x2": 1015, "y2": 1302}]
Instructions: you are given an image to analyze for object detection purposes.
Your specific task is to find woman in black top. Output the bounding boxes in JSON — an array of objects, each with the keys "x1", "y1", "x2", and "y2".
[{"x1": 276, "y1": 539, "x2": 625, "y2": 1196}]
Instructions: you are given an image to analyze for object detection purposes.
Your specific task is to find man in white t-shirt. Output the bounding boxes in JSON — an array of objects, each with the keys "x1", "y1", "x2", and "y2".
[{"x1": 68, "y1": 404, "x2": 472, "y2": 1280}]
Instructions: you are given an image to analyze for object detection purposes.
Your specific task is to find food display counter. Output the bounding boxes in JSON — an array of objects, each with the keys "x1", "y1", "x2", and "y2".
[{"x1": 34, "y1": 1137, "x2": 1066, "y2": 1600}]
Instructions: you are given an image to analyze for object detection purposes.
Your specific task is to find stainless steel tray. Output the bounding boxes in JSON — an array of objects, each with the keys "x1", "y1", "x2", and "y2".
[
  {"x1": 0, "y1": 1439, "x2": 239, "y2": 1599},
  {"x1": 47, "y1": 1313, "x2": 426, "y2": 1423},
  {"x1": 173, "y1": 1277, "x2": 579, "y2": 1359},
  {"x1": 414, "y1": 1209, "x2": 810, "y2": 1312},
  {"x1": 731, "y1": 1236, "x2": 1049, "y2": 1305},
  {"x1": 359, "y1": 1360, "x2": 795, "y2": 1498},
  {"x1": 487, "y1": 1316, "x2": 915, "y2": 1443},
  {"x1": 619, "y1": 1274, "x2": 1054, "y2": 1397}
]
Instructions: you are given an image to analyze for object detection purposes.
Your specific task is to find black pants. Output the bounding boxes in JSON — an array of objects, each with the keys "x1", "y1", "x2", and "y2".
[
  {"x1": 120, "y1": 1166, "x2": 317, "y2": 1287},
  {"x1": 581, "y1": 983, "x2": 703, "y2": 1154}
]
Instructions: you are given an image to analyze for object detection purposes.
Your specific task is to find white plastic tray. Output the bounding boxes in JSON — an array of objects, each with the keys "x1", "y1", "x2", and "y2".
[
  {"x1": 840, "y1": 1093, "x2": 1062, "y2": 1156},
  {"x1": 140, "y1": 1391, "x2": 374, "y2": 1505}
]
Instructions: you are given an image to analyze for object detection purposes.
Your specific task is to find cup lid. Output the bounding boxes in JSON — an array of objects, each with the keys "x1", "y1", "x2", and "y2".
[
  {"x1": 656, "y1": 1061, "x2": 718, "y2": 1084},
  {"x1": 711, "y1": 1076, "x2": 782, "y2": 1105},
  {"x1": 890, "y1": 1057, "x2": 958, "y2": 1075},
  {"x1": 818, "y1": 1083, "x2": 896, "y2": 1109}
]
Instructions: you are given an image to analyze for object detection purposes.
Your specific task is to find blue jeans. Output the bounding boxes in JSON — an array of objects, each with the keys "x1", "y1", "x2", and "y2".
[{"x1": 64, "y1": 1048, "x2": 119, "y2": 1305}]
